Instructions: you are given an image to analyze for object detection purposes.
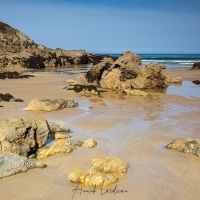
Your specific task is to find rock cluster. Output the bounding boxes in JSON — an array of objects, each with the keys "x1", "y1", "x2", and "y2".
[
  {"x1": 166, "y1": 138, "x2": 200, "y2": 157},
  {"x1": 0, "y1": 153, "x2": 46, "y2": 179},
  {"x1": 25, "y1": 98, "x2": 78, "y2": 112},
  {"x1": 70, "y1": 51, "x2": 168, "y2": 93},
  {"x1": 0, "y1": 118, "x2": 70, "y2": 156},
  {"x1": 68, "y1": 156, "x2": 128, "y2": 187}
]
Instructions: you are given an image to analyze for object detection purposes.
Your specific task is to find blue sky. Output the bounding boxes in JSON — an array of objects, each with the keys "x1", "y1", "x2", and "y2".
[{"x1": 0, "y1": 0, "x2": 200, "y2": 53}]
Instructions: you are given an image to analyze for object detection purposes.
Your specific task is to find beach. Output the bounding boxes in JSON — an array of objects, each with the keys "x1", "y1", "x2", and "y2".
[{"x1": 0, "y1": 68, "x2": 200, "y2": 200}]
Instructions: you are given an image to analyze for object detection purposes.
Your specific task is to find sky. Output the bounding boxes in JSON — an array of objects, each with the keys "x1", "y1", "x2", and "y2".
[{"x1": 0, "y1": 0, "x2": 200, "y2": 53}]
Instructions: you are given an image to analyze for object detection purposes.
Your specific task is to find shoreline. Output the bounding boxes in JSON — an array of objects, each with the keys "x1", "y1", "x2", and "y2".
[{"x1": 0, "y1": 69, "x2": 200, "y2": 200}]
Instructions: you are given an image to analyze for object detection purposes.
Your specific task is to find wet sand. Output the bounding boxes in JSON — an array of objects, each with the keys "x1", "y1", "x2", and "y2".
[{"x1": 0, "y1": 69, "x2": 200, "y2": 200}]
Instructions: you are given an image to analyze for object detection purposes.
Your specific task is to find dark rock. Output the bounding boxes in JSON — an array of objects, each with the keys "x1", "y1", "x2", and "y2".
[
  {"x1": 85, "y1": 58, "x2": 114, "y2": 85},
  {"x1": 0, "y1": 71, "x2": 34, "y2": 79},
  {"x1": 87, "y1": 53, "x2": 118, "y2": 65},
  {"x1": 0, "y1": 93, "x2": 15, "y2": 102},
  {"x1": 119, "y1": 70, "x2": 138, "y2": 81},
  {"x1": 191, "y1": 62, "x2": 200, "y2": 70},
  {"x1": 14, "y1": 98, "x2": 24, "y2": 102},
  {"x1": 67, "y1": 84, "x2": 98, "y2": 93},
  {"x1": 193, "y1": 80, "x2": 200, "y2": 85},
  {"x1": 0, "y1": 93, "x2": 24, "y2": 102}
]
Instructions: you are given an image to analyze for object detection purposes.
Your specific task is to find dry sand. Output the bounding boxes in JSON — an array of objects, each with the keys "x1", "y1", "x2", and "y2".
[{"x1": 0, "y1": 69, "x2": 200, "y2": 200}]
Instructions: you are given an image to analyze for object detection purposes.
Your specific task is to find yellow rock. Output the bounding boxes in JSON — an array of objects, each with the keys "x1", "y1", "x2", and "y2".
[
  {"x1": 37, "y1": 139, "x2": 78, "y2": 159},
  {"x1": 83, "y1": 138, "x2": 97, "y2": 148},
  {"x1": 91, "y1": 156, "x2": 128, "y2": 176}
]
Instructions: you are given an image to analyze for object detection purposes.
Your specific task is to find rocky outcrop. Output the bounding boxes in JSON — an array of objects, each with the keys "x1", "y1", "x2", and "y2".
[
  {"x1": 0, "y1": 21, "x2": 40, "y2": 54},
  {"x1": 37, "y1": 138, "x2": 97, "y2": 159},
  {"x1": 85, "y1": 51, "x2": 142, "y2": 89},
  {"x1": 25, "y1": 98, "x2": 78, "y2": 112},
  {"x1": 0, "y1": 118, "x2": 70, "y2": 156},
  {"x1": 68, "y1": 156, "x2": 128, "y2": 187},
  {"x1": 0, "y1": 21, "x2": 89, "y2": 69},
  {"x1": 0, "y1": 153, "x2": 46, "y2": 179},
  {"x1": 166, "y1": 138, "x2": 200, "y2": 157},
  {"x1": 0, "y1": 49, "x2": 88, "y2": 69},
  {"x1": 0, "y1": 93, "x2": 23, "y2": 102},
  {"x1": 72, "y1": 51, "x2": 168, "y2": 92},
  {"x1": 191, "y1": 62, "x2": 200, "y2": 70}
]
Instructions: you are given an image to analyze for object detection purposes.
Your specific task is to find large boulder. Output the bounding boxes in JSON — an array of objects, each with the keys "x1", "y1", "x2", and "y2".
[
  {"x1": 131, "y1": 63, "x2": 168, "y2": 89},
  {"x1": 0, "y1": 118, "x2": 70, "y2": 156},
  {"x1": 0, "y1": 118, "x2": 50, "y2": 156},
  {"x1": 0, "y1": 153, "x2": 46, "y2": 179},
  {"x1": 25, "y1": 98, "x2": 78, "y2": 112},
  {"x1": 72, "y1": 51, "x2": 142, "y2": 90}
]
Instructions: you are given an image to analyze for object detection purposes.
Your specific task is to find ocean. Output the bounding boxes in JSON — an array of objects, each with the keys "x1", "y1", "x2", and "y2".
[{"x1": 103, "y1": 53, "x2": 200, "y2": 69}]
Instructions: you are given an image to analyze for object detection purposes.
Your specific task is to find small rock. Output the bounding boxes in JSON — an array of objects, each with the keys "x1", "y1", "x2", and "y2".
[
  {"x1": 83, "y1": 138, "x2": 97, "y2": 148},
  {"x1": 65, "y1": 79, "x2": 75, "y2": 83},
  {"x1": 193, "y1": 80, "x2": 200, "y2": 85},
  {"x1": 25, "y1": 98, "x2": 78, "y2": 112},
  {"x1": 48, "y1": 120, "x2": 70, "y2": 133},
  {"x1": 191, "y1": 62, "x2": 200, "y2": 70},
  {"x1": 55, "y1": 132, "x2": 70, "y2": 140},
  {"x1": 166, "y1": 138, "x2": 200, "y2": 157},
  {"x1": 166, "y1": 77, "x2": 182, "y2": 84}
]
